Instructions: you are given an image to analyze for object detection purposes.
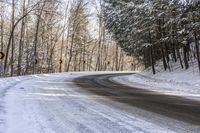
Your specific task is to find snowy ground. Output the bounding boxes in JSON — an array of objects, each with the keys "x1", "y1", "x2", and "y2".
[
  {"x1": 0, "y1": 71, "x2": 199, "y2": 133},
  {"x1": 112, "y1": 61, "x2": 200, "y2": 101}
]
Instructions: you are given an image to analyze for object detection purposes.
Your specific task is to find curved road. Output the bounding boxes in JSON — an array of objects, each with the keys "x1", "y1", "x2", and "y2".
[
  {"x1": 74, "y1": 73, "x2": 200, "y2": 125},
  {"x1": 2, "y1": 73, "x2": 200, "y2": 133}
]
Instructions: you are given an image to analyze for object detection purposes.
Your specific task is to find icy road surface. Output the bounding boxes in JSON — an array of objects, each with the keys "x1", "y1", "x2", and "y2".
[{"x1": 0, "y1": 72, "x2": 199, "y2": 133}]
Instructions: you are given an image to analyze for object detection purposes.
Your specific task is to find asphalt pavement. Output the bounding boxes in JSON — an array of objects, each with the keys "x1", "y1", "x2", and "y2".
[{"x1": 74, "y1": 73, "x2": 200, "y2": 125}]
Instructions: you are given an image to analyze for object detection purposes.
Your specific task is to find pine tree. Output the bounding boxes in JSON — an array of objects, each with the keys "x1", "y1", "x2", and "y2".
[{"x1": 103, "y1": 0, "x2": 200, "y2": 73}]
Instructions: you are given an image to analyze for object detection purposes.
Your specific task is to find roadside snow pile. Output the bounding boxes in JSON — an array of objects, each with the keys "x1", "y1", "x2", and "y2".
[
  {"x1": 0, "y1": 75, "x2": 26, "y2": 91},
  {"x1": 112, "y1": 61, "x2": 200, "y2": 100},
  {"x1": 0, "y1": 77, "x2": 24, "y2": 89},
  {"x1": 0, "y1": 75, "x2": 36, "y2": 91},
  {"x1": 0, "y1": 75, "x2": 34, "y2": 131}
]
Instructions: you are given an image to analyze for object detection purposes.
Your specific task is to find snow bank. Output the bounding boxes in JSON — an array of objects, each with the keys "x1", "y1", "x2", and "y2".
[
  {"x1": 112, "y1": 61, "x2": 200, "y2": 101},
  {"x1": 0, "y1": 77, "x2": 22, "y2": 89},
  {"x1": 0, "y1": 76, "x2": 34, "y2": 95}
]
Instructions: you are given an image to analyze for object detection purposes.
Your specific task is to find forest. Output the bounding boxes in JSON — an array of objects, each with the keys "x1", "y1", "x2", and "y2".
[
  {"x1": 0, "y1": 0, "x2": 142, "y2": 77},
  {"x1": 0, "y1": 0, "x2": 200, "y2": 77},
  {"x1": 104, "y1": 0, "x2": 200, "y2": 74}
]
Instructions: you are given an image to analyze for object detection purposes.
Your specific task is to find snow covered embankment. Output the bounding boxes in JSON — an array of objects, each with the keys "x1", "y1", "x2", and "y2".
[
  {"x1": 112, "y1": 62, "x2": 200, "y2": 101},
  {"x1": 0, "y1": 76, "x2": 33, "y2": 130},
  {"x1": 0, "y1": 76, "x2": 34, "y2": 101},
  {"x1": 0, "y1": 75, "x2": 35, "y2": 96},
  {"x1": 0, "y1": 76, "x2": 29, "y2": 89}
]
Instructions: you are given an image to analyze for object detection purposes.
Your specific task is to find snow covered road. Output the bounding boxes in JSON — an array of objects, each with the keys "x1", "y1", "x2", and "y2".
[{"x1": 0, "y1": 72, "x2": 200, "y2": 133}]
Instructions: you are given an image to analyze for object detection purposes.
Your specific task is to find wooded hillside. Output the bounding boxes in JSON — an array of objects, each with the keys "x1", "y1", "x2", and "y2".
[
  {"x1": 103, "y1": 0, "x2": 200, "y2": 74},
  {"x1": 0, "y1": 0, "x2": 142, "y2": 77}
]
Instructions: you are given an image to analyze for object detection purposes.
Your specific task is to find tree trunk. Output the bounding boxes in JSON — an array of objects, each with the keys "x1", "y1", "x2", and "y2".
[
  {"x1": 176, "y1": 48, "x2": 184, "y2": 69},
  {"x1": 183, "y1": 45, "x2": 189, "y2": 69},
  {"x1": 194, "y1": 31, "x2": 200, "y2": 72},
  {"x1": 150, "y1": 45, "x2": 156, "y2": 74},
  {"x1": 11, "y1": 0, "x2": 15, "y2": 76},
  {"x1": 17, "y1": 0, "x2": 26, "y2": 75},
  {"x1": 0, "y1": 7, "x2": 4, "y2": 76},
  {"x1": 161, "y1": 46, "x2": 167, "y2": 70},
  {"x1": 33, "y1": 2, "x2": 46, "y2": 74},
  {"x1": 149, "y1": 31, "x2": 155, "y2": 74},
  {"x1": 66, "y1": 33, "x2": 75, "y2": 72},
  {"x1": 192, "y1": 15, "x2": 200, "y2": 73},
  {"x1": 172, "y1": 47, "x2": 177, "y2": 62}
]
